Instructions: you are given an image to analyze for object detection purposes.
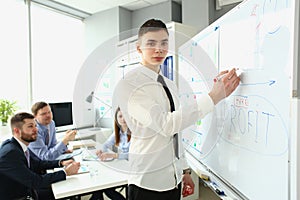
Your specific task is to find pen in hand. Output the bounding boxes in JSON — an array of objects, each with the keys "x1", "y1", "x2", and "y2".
[
  {"x1": 214, "y1": 73, "x2": 227, "y2": 82},
  {"x1": 214, "y1": 68, "x2": 240, "y2": 83}
]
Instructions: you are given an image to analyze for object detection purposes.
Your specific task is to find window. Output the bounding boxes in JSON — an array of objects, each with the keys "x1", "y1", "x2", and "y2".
[
  {"x1": 0, "y1": 1, "x2": 85, "y2": 112},
  {"x1": 0, "y1": 0, "x2": 28, "y2": 109},
  {"x1": 31, "y1": 4, "x2": 85, "y2": 103}
]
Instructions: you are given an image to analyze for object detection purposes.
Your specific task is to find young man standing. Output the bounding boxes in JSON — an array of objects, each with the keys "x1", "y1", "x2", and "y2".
[{"x1": 113, "y1": 19, "x2": 240, "y2": 200}]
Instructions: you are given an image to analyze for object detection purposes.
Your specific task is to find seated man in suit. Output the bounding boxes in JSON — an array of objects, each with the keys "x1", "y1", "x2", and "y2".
[
  {"x1": 0, "y1": 112, "x2": 80, "y2": 200},
  {"x1": 29, "y1": 101, "x2": 77, "y2": 160}
]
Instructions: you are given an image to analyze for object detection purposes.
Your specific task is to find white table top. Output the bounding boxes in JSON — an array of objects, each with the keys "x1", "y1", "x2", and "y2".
[
  {"x1": 56, "y1": 127, "x2": 112, "y2": 143},
  {"x1": 50, "y1": 148, "x2": 129, "y2": 199}
]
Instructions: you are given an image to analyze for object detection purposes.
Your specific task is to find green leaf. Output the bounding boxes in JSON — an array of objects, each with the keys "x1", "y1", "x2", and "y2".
[{"x1": 0, "y1": 99, "x2": 18, "y2": 124}]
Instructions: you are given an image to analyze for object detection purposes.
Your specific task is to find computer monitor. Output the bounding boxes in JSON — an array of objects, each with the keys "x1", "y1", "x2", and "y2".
[{"x1": 49, "y1": 102, "x2": 74, "y2": 132}]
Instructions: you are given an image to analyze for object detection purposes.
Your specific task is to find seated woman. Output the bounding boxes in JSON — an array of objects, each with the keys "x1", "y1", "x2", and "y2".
[{"x1": 90, "y1": 107, "x2": 131, "y2": 200}]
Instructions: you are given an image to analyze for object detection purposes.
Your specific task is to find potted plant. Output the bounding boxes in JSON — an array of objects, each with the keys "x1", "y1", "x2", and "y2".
[{"x1": 0, "y1": 99, "x2": 17, "y2": 126}]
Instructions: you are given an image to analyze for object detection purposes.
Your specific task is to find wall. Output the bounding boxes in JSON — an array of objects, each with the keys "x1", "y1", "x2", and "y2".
[
  {"x1": 208, "y1": 0, "x2": 239, "y2": 24},
  {"x1": 84, "y1": 7, "x2": 119, "y2": 56},
  {"x1": 182, "y1": 0, "x2": 209, "y2": 32},
  {"x1": 131, "y1": 1, "x2": 181, "y2": 31},
  {"x1": 119, "y1": 7, "x2": 132, "y2": 41},
  {"x1": 171, "y1": 1, "x2": 182, "y2": 23},
  {"x1": 182, "y1": 0, "x2": 240, "y2": 31}
]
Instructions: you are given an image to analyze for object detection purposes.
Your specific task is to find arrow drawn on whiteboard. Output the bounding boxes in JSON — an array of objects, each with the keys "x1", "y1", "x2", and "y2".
[
  {"x1": 239, "y1": 80, "x2": 276, "y2": 86},
  {"x1": 192, "y1": 26, "x2": 220, "y2": 43}
]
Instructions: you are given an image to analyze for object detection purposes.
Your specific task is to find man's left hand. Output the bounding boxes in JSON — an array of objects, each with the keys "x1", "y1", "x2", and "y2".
[{"x1": 182, "y1": 174, "x2": 195, "y2": 197}]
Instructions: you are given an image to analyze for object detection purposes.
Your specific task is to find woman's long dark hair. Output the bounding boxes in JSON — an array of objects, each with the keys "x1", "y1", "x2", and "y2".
[{"x1": 114, "y1": 107, "x2": 131, "y2": 146}]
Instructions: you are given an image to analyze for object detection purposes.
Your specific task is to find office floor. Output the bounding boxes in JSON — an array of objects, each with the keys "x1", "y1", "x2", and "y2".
[
  {"x1": 198, "y1": 181, "x2": 220, "y2": 200},
  {"x1": 79, "y1": 181, "x2": 219, "y2": 200}
]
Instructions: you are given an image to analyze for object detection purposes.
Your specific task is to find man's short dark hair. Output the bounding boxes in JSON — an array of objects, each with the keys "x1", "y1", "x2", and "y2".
[
  {"x1": 31, "y1": 101, "x2": 49, "y2": 116},
  {"x1": 138, "y1": 19, "x2": 169, "y2": 39},
  {"x1": 10, "y1": 112, "x2": 34, "y2": 131}
]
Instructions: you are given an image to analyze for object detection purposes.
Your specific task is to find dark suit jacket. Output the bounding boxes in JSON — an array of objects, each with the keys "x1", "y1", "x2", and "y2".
[{"x1": 0, "y1": 137, "x2": 66, "y2": 199}]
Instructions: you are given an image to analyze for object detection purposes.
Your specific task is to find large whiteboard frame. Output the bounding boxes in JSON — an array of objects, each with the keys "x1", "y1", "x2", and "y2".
[
  {"x1": 180, "y1": 0, "x2": 298, "y2": 199},
  {"x1": 290, "y1": 0, "x2": 300, "y2": 200}
]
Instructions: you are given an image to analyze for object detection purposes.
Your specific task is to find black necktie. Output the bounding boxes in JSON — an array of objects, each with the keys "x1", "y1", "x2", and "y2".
[{"x1": 157, "y1": 74, "x2": 179, "y2": 159}]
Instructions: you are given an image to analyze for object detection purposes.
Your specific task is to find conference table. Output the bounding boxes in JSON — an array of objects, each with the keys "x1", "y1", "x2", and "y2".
[{"x1": 50, "y1": 146, "x2": 129, "y2": 199}]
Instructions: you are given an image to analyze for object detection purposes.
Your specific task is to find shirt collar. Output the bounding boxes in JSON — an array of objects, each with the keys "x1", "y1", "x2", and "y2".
[
  {"x1": 13, "y1": 136, "x2": 28, "y2": 152},
  {"x1": 139, "y1": 64, "x2": 163, "y2": 81},
  {"x1": 119, "y1": 129, "x2": 127, "y2": 135},
  {"x1": 35, "y1": 119, "x2": 50, "y2": 131}
]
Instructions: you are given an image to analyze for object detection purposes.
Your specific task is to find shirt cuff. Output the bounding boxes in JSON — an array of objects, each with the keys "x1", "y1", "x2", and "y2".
[
  {"x1": 180, "y1": 152, "x2": 190, "y2": 170},
  {"x1": 57, "y1": 141, "x2": 68, "y2": 153},
  {"x1": 62, "y1": 168, "x2": 67, "y2": 175},
  {"x1": 118, "y1": 153, "x2": 128, "y2": 160}
]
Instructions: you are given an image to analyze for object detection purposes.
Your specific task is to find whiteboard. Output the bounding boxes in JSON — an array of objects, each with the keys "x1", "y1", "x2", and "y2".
[{"x1": 178, "y1": 0, "x2": 295, "y2": 199}]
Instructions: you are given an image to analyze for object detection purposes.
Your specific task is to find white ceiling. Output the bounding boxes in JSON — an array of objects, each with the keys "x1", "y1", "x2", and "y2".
[{"x1": 52, "y1": 0, "x2": 182, "y2": 15}]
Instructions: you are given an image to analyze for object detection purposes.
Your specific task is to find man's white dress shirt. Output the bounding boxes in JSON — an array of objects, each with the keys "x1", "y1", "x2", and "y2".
[{"x1": 113, "y1": 65, "x2": 214, "y2": 191}]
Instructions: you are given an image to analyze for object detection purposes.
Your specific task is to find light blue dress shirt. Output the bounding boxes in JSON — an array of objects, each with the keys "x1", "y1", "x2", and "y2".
[
  {"x1": 102, "y1": 130, "x2": 130, "y2": 160},
  {"x1": 28, "y1": 120, "x2": 67, "y2": 160}
]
